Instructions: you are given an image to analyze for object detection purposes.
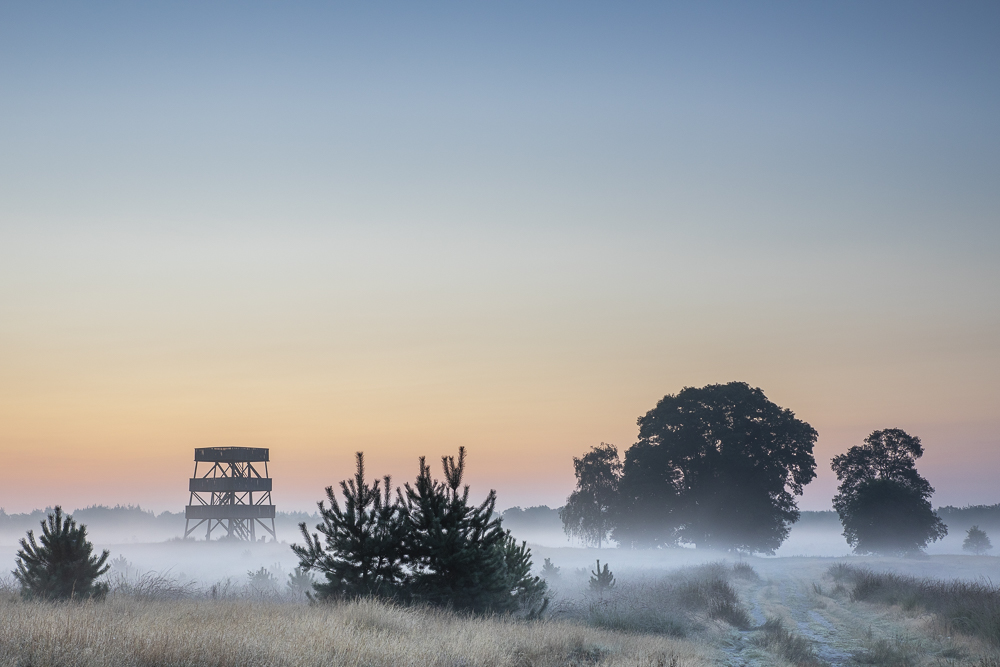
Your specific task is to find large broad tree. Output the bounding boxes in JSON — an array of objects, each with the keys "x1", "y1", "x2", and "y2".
[
  {"x1": 560, "y1": 443, "x2": 621, "y2": 548},
  {"x1": 831, "y1": 428, "x2": 947, "y2": 555},
  {"x1": 615, "y1": 382, "x2": 818, "y2": 553}
]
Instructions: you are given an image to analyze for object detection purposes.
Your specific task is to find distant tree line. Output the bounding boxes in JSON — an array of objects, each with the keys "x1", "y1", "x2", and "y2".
[
  {"x1": 561, "y1": 381, "x2": 951, "y2": 556},
  {"x1": 0, "y1": 506, "x2": 319, "y2": 544},
  {"x1": 293, "y1": 448, "x2": 548, "y2": 615}
]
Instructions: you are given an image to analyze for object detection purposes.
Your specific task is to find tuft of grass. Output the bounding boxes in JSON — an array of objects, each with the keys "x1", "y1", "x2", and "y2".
[
  {"x1": 750, "y1": 617, "x2": 823, "y2": 667},
  {"x1": 830, "y1": 564, "x2": 1000, "y2": 647},
  {"x1": 827, "y1": 562, "x2": 855, "y2": 584},
  {"x1": 107, "y1": 569, "x2": 197, "y2": 600},
  {"x1": 675, "y1": 567, "x2": 752, "y2": 629},
  {"x1": 707, "y1": 591, "x2": 752, "y2": 630},
  {"x1": 850, "y1": 629, "x2": 919, "y2": 667},
  {"x1": 731, "y1": 562, "x2": 759, "y2": 581}
]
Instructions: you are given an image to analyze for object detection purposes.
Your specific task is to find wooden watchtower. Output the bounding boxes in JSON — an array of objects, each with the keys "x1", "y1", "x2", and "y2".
[{"x1": 184, "y1": 447, "x2": 276, "y2": 541}]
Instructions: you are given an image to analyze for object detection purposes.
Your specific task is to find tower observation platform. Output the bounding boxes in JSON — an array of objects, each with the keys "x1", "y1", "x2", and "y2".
[{"x1": 184, "y1": 447, "x2": 276, "y2": 541}]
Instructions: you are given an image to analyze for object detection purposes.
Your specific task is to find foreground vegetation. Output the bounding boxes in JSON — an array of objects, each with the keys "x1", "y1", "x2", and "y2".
[
  {"x1": 10, "y1": 555, "x2": 1000, "y2": 666},
  {"x1": 831, "y1": 563, "x2": 1000, "y2": 647},
  {"x1": 0, "y1": 593, "x2": 710, "y2": 667},
  {"x1": 0, "y1": 562, "x2": 767, "y2": 667}
]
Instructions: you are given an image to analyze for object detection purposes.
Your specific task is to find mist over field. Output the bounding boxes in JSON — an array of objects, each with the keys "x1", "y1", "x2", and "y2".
[{"x1": 4, "y1": 503, "x2": 1000, "y2": 590}]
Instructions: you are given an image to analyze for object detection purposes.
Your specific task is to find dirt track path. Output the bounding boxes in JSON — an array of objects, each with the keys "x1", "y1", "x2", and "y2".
[{"x1": 719, "y1": 559, "x2": 986, "y2": 666}]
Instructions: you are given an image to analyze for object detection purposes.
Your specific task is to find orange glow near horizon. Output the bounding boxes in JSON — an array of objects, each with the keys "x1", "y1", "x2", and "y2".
[{"x1": 2, "y1": 287, "x2": 997, "y2": 515}]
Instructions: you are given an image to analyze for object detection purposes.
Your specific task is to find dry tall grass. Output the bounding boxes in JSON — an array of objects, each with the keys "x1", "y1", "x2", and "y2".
[
  {"x1": 0, "y1": 595, "x2": 714, "y2": 667},
  {"x1": 830, "y1": 563, "x2": 1000, "y2": 647}
]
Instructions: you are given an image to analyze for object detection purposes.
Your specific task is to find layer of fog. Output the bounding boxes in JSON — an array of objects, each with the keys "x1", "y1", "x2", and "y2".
[{"x1": 3, "y1": 504, "x2": 999, "y2": 591}]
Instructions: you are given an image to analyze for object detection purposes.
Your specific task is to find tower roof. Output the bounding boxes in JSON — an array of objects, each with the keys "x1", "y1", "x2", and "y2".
[{"x1": 193, "y1": 447, "x2": 269, "y2": 462}]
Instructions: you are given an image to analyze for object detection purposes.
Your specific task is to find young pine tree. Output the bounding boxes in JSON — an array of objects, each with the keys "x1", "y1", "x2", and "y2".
[
  {"x1": 589, "y1": 559, "x2": 615, "y2": 597},
  {"x1": 963, "y1": 525, "x2": 992, "y2": 555},
  {"x1": 541, "y1": 557, "x2": 561, "y2": 581},
  {"x1": 400, "y1": 447, "x2": 547, "y2": 614},
  {"x1": 13, "y1": 506, "x2": 110, "y2": 600},
  {"x1": 286, "y1": 566, "x2": 315, "y2": 598},
  {"x1": 293, "y1": 452, "x2": 406, "y2": 599}
]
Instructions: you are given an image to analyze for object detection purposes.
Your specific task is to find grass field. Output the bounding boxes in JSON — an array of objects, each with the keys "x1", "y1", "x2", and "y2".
[
  {"x1": 6, "y1": 555, "x2": 1000, "y2": 666},
  {"x1": 0, "y1": 594, "x2": 712, "y2": 667}
]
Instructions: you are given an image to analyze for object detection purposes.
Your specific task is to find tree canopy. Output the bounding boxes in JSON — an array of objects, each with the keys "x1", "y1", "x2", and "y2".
[
  {"x1": 615, "y1": 382, "x2": 818, "y2": 553},
  {"x1": 560, "y1": 443, "x2": 621, "y2": 548},
  {"x1": 831, "y1": 429, "x2": 947, "y2": 555}
]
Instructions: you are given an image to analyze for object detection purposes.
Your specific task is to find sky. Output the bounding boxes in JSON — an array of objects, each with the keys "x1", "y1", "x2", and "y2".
[{"x1": 1, "y1": 2, "x2": 998, "y2": 515}]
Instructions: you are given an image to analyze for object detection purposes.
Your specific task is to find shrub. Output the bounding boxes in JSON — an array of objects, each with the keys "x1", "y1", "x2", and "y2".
[{"x1": 13, "y1": 506, "x2": 110, "y2": 601}]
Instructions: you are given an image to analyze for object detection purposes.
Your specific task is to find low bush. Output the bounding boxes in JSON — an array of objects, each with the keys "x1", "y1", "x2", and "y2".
[{"x1": 107, "y1": 570, "x2": 196, "y2": 600}]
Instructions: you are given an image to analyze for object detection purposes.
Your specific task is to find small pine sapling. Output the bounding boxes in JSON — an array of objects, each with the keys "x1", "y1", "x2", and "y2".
[
  {"x1": 13, "y1": 506, "x2": 110, "y2": 600},
  {"x1": 400, "y1": 447, "x2": 548, "y2": 614},
  {"x1": 286, "y1": 566, "x2": 315, "y2": 598},
  {"x1": 293, "y1": 452, "x2": 406, "y2": 600},
  {"x1": 963, "y1": 525, "x2": 993, "y2": 555},
  {"x1": 541, "y1": 558, "x2": 561, "y2": 581},
  {"x1": 295, "y1": 447, "x2": 548, "y2": 615},
  {"x1": 589, "y1": 559, "x2": 615, "y2": 597},
  {"x1": 247, "y1": 566, "x2": 278, "y2": 593}
]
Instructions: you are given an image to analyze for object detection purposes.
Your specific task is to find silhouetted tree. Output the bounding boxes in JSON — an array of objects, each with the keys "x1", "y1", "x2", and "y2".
[
  {"x1": 295, "y1": 448, "x2": 547, "y2": 615},
  {"x1": 400, "y1": 447, "x2": 548, "y2": 614},
  {"x1": 832, "y1": 429, "x2": 947, "y2": 556},
  {"x1": 293, "y1": 452, "x2": 406, "y2": 599},
  {"x1": 963, "y1": 525, "x2": 992, "y2": 555},
  {"x1": 560, "y1": 443, "x2": 621, "y2": 548},
  {"x1": 13, "y1": 506, "x2": 110, "y2": 600},
  {"x1": 614, "y1": 382, "x2": 817, "y2": 553}
]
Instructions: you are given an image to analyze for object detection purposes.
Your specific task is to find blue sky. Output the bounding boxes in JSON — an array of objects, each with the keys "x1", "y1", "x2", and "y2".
[{"x1": 1, "y1": 2, "x2": 998, "y2": 512}]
